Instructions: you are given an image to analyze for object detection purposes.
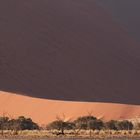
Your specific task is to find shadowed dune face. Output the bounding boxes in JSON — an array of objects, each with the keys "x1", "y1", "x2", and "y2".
[
  {"x1": 96, "y1": 0, "x2": 140, "y2": 42},
  {"x1": 0, "y1": 0, "x2": 140, "y2": 105}
]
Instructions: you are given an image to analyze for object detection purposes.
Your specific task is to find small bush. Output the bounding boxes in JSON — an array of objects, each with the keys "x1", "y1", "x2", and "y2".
[
  {"x1": 73, "y1": 116, "x2": 97, "y2": 130},
  {"x1": 116, "y1": 120, "x2": 133, "y2": 130},
  {"x1": 47, "y1": 120, "x2": 74, "y2": 134},
  {"x1": 105, "y1": 120, "x2": 118, "y2": 130}
]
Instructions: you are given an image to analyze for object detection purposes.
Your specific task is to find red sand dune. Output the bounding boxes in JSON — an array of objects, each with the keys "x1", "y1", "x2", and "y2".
[
  {"x1": 0, "y1": 0, "x2": 140, "y2": 104},
  {"x1": 0, "y1": 91, "x2": 140, "y2": 124}
]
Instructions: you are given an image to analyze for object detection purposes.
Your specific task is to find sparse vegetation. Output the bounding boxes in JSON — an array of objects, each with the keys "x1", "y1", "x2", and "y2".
[
  {"x1": 0, "y1": 116, "x2": 39, "y2": 133},
  {"x1": 0, "y1": 114, "x2": 140, "y2": 139},
  {"x1": 116, "y1": 120, "x2": 133, "y2": 130},
  {"x1": 105, "y1": 120, "x2": 118, "y2": 130},
  {"x1": 47, "y1": 120, "x2": 73, "y2": 135}
]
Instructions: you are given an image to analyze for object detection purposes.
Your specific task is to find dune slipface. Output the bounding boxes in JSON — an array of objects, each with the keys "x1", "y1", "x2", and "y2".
[{"x1": 0, "y1": 0, "x2": 140, "y2": 122}]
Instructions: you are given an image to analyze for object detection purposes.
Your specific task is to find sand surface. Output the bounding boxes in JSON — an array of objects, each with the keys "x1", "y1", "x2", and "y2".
[
  {"x1": 0, "y1": 0, "x2": 140, "y2": 104},
  {"x1": 0, "y1": 91, "x2": 140, "y2": 124}
]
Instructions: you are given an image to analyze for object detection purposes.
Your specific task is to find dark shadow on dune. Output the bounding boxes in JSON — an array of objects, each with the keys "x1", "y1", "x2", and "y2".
[
  {"x1": 0, "y1": 0, "x2": 140, "y2": 105},
  {"x1": 96, "y1": 0, "x2": 140, "y2": 42}
]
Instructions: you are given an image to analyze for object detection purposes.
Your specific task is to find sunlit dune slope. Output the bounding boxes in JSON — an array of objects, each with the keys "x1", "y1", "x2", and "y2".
[{"x1": 0, "y1": 92, "x2": 140, "y2": 124}]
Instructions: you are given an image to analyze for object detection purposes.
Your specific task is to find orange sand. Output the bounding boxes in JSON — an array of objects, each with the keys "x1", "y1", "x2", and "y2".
[{"x1": 0, "y1": 91, "x2": 140, "y2": 124}]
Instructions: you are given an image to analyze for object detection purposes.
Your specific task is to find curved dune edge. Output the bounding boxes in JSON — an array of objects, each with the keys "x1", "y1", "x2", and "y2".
[{"x1": 0, "y1": 91, "x2": 140, "y2": 124}]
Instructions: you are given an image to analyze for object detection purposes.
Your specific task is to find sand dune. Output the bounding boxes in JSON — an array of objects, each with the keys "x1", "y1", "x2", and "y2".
[
  {"x1": 0, "y1": 91, "x2": 140, "y2": 124},
  {"x1": 0, "y1": 0, "x2": 140, "y2": 104},
  {"x1": 96, "y1": 0, "x2": 140, "y2": 42}
]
